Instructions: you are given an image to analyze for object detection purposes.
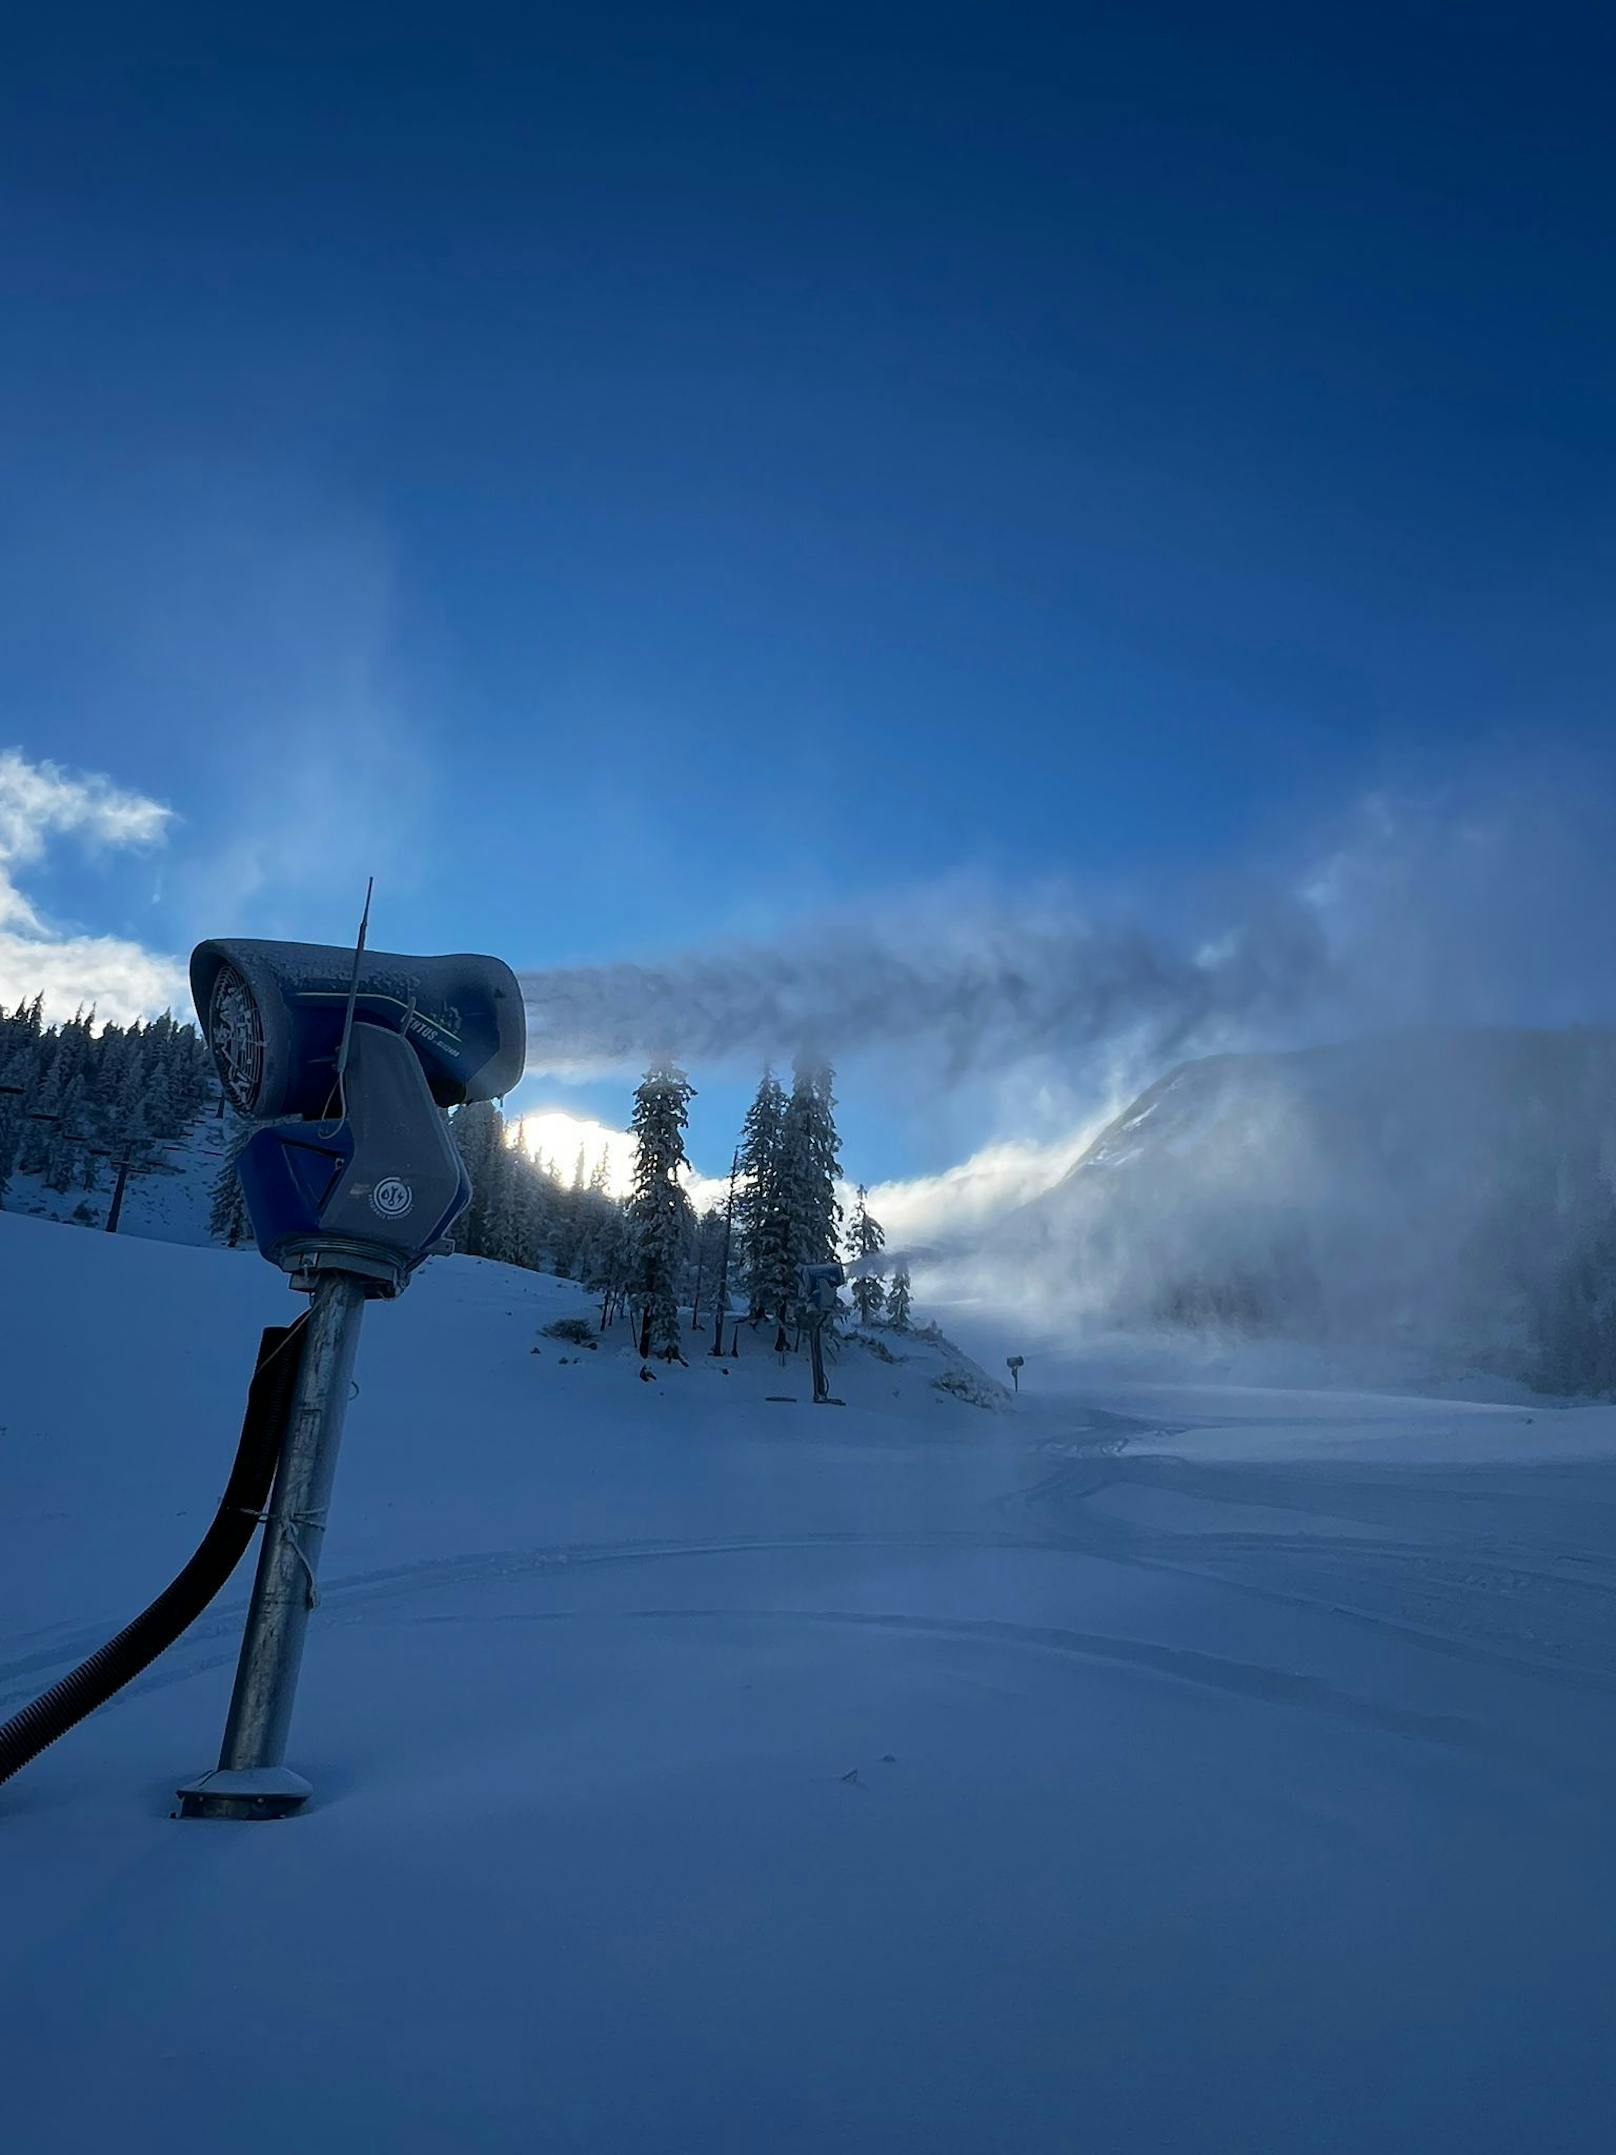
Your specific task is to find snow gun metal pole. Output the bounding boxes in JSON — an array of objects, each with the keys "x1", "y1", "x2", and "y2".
[
  {"x1": 808, "y1": 1317, "x2": 830, "y2": 1404},
  {"x1": 177, "y1": 909, "x2": 526, "y2": 1819},
  {"x1": 179, "y1": 1273, "x2": 365, "y2": 1819}
]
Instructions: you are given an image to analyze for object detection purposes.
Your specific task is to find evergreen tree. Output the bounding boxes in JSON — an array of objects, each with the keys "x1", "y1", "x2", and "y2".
[
  {"x1": 512, "y1": 1147, "x2": 555, "y2": 1270},
  {"x1": 845, "y1": 1183, "x2": 887, "y2": 1326},
  {"x1": 114, "y1": 1037, "x2": 147, "y2": 1128},
  {"x1": 209, "y1": 1117, "x2": 255, "y2": 1248},
  {"x1": 1534, "y1": 1203, "x2": 1616, "y2": 1395},
  {"x1": 571, "y1": 1206, "x2": 601, "y2": 1295},
  {"x1": 19, "y1": 1055, "x2": 63, "y2": 1175},
  {"x1": 627, "y1": 1061, "x2": 696, "y2": 1359},
  {"x1": 688, "y1": 1205, "x2": 726, "y2": 1330},
  {"x1": 778, "y1": 1055, "x2": 843, "y2": 1279},
  {"x1": 450, "y1": 1100, "x2": 505, "y2": 1253},
  {"x1": 44, "y1": 1075, "x2": 87, "y2": 1192},
  {"x1": 0, "y1": 1051, "x2": 34, "y2": 1209},
  {"x1": 735, "y1": 1067, "x2": 788, "y2": 1320},
  {"x1": 888, "y1": 1265, "x2": 913, "y2": 1331},
  {"x1": 482, "y1": 1141, "x2": 523, "y2": 1265},
  {"x1": 144, "y1": 1059, "x2": 177, "y2": 1141},
  {"x1": 583, "y1": 1204, "x2": 634, "y2": 1331},
  {"x1": 118, "y1": 1096, "x2": 153, "y2": 1166}
]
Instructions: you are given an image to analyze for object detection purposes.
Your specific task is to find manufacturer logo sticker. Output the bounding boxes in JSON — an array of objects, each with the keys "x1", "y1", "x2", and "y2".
[{"x1": 371, "y1": 1177, "x2": 413, "y2": 1220}]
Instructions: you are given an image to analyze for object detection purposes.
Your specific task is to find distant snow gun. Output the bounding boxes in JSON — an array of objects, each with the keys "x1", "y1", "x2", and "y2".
[
  {"x1": 0, "y1": 898, "x2": 525, "y2": 1818},
  {"x1": 797, "y1": 1261, "x2": 846, "y2": 1406}
]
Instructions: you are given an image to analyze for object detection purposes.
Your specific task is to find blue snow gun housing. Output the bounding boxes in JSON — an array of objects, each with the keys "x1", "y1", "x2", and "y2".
[{"x1": 191, "y1": 938, "x2": 526, "y2": 1295}]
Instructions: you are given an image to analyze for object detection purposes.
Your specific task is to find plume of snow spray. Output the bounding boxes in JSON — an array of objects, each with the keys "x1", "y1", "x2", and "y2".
[
  {"x1": 520, "y1": 898, "x2": 1331, "y2": 1077},
  {"x1": 521, "y1": 759, "x2": 1616, "y2": 1083}
]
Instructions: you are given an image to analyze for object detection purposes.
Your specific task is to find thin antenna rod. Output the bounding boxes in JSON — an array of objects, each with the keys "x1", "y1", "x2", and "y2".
[{"x1": 333, "y1": 876, "x2": 374, "y2": 1101}]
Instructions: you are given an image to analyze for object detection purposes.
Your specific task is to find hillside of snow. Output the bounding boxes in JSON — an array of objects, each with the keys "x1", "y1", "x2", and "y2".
[
  {"x1": 3, "y1": 1094, "x2": 231, "y2": 1247},
  {"x1": 973, "y1": 1026, "x2": 1616, "y2": 1386},
  {"x1": 4, "y1": 1209, "x2": 1616, "y2": 2150}
]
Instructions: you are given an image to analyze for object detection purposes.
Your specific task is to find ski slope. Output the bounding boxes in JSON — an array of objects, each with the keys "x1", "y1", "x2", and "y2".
[{"x1": 4, "y1": 1211, "x2": 1615, "y2": 2153}]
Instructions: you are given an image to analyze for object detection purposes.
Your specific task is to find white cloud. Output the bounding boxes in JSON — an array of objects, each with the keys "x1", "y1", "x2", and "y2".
[
  {"x1": 0, "y1": 927, "x2": 186, "y2": 1027},
  {"x1": 0, "y1": 749, "x2": 185, "y2": 1024}
]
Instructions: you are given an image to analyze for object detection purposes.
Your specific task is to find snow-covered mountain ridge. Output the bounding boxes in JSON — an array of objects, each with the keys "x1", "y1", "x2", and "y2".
[{"x1": 983, "y1": 1026, "x2": 1616, "y2": 1385}]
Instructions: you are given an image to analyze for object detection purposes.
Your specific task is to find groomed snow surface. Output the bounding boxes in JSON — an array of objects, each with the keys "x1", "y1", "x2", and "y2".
[{"x1": 4, "y1": 1211, "x2": 1615, "y2": 2153}]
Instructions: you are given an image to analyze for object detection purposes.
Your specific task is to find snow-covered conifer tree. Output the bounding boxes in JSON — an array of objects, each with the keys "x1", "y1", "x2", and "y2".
[
  {"x1": 450, "y1": 1099, "x2": 504, "y2": 1253},
  {"x1": 0, "y1": 1051, "x2": 37, "y2": 1208},
  {"x1": 209, "y1": 1117, "x2": 255, "y2": 1248},
  {"x1": 779, "y1": 1057, "x2": 843, "y2": 1275},
  {"x1": 845, "y1": 1183, "x2": 887, "y2": 1326},
  {"x1": 44, "y1": 1075, "x2": 87, "y2": 1192},
  {"x1": 583, "y1": 1204, "x2": 634, "y2": 1330},
  {"x1": 627, "y1": 1061, "x2": 696, "y2": 1359},
  {"x1": 735, "y1": 1067, "x2": 788, "y2": 1319},
  {"x1": 482, "y1": 1140, "x2": 523, "y2": 1265},
  {"x1": 688, "y1": 1204, "x2": 726, "y2": 1329},
  {"x1": 888, "y1": 1265, "x2": 913, "y2": 1331}
]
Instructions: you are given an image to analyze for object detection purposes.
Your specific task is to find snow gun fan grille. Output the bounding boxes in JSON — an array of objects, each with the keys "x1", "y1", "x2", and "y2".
[{"x1": 208, "y1": 962, "x2": 265, "y2": 1116}]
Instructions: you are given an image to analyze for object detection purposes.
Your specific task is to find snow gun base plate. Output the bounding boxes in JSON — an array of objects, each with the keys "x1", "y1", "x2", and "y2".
[{"x1": 175, "y1": 1766, "x2": 313, "y2": 1821}]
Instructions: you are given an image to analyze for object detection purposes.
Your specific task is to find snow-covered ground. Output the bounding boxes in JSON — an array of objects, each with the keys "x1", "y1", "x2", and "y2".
[{"x1": 4, "y1": 1211, "x2": 1615, "y2": 2152}]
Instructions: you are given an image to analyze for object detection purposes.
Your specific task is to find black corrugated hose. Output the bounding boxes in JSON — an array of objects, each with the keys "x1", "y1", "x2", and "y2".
[{"x1": 0, "y1": 1316, "x2": 308, "y2": 1789}]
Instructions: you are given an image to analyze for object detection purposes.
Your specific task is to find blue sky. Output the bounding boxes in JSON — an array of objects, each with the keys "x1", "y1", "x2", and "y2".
[{"x1": 2, "y1": 4, "x2": 1612, "y2": 1180}]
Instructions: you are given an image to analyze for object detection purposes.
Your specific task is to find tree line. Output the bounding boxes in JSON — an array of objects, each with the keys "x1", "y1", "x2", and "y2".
[
  {"x1": 19, "y1": 984, "x2": 1616, "y2": 1401},
  {"x1": 0, "y1": 997, "x2": 212, "y2": 1217},
  {"x1": 1, "y1": 994, "x2": 921, "y2": 1369},
  {"x1": 439, "y1": 1055, "x2": 915, "y2": 1363}
]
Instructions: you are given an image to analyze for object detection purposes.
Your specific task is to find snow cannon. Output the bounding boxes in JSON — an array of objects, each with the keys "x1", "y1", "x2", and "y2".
[
  {"x1": 797, "y1": 1261, "x2": 846, "y2": 1406},
  {"x1": 191, "y1": 937, "x2": 525, "y2": 1297},
  {"x1": 0, "y1": 919, "x2": 528, "y2": 1821},
  {"x1": 798, "y1": 1260, "x2": 846, "y2": 1318},
  {"x1": 165, "y1": 924, "x2": 527, "y2": 1821}
]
